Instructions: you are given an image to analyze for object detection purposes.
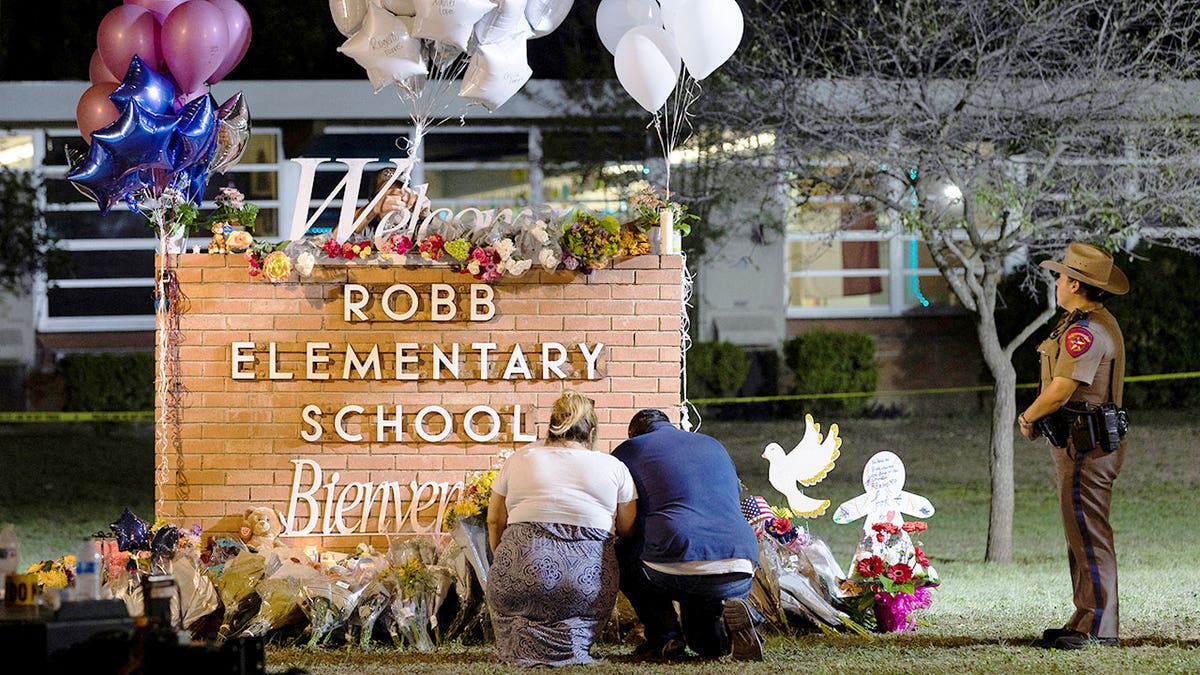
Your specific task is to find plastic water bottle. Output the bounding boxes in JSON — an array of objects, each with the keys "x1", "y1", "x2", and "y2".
[
  {"x1": 0, "y1": 523, "x2": 19, "y2": 599},
  {"x1": 74, "y1": 537, "x2": 102, "y2": 601}
]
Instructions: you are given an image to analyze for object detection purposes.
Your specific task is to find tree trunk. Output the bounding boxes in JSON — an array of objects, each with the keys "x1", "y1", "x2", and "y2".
[{"x1": 975, "y1": 304, "x2": 1017, "y2": 564}]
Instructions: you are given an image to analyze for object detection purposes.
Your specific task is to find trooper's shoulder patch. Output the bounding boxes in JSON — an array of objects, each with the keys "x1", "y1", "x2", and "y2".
[{"x1": 1063, "y1": 326, "x2": 1093, "y2": 357}]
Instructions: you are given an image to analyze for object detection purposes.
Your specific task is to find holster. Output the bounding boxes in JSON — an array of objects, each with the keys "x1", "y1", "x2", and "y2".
[{"x1": 1052, "y1": 402, "x2": 1129, "y2": 455}]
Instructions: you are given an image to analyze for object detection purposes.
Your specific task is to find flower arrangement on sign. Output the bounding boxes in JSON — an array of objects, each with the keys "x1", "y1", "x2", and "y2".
[
  {"x1": 839, "y1": 520, "x2": 939, "y2": 632},
  {"x1": 561, "y1": 210, "x2": 621, "y2": 274},
  {"x1": 627, "y1": 184, "x2": 697, "y2": 238},
  {"x1": 204, "y1": 186, "x2": 259, "y2": 255}
]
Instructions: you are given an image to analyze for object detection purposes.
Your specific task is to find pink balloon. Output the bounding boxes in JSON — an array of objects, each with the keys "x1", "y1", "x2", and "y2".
[
  {"x1": 76, "y1": 82, "x2": 121, "y2": 144},
  {"x1": 97, "y1": 5, "x2": 165, "y2": 77},
  {"x1": 162, "y1": 0, "x2": 231, "y2": 92},
  {"x1": 125, "y1": 0, "x2": 189, "y2": 22},
  {"x1": 88, "y1": 50, "x2": 118, "y2": 85},
  {"x1": 173, "y1": 87, "x2": 209, "y2": 111},
  {"x1": 206, "y1": 0, "x2": 252, "y2": 84}
]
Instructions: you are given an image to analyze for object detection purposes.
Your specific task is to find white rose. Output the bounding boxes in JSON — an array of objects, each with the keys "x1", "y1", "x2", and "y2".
[
  {"x1": 495, "y1": 238, "x2": 515, "y2": 261},
  {"x1": 507, "y1": 258, "x2": 532, "y2": 276},
  {"x1": 296, "y1": 252, "x2": 316, "y2": 276},
  {"x1": 532, "y1": 222, "x2": 550, "y2": 245},
  {"x1": 539, "y1": 247, "x2": 559, "y2": 269}
]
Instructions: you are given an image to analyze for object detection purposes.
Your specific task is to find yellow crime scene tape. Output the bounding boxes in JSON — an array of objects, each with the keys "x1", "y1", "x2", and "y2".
[
  {"x1": 0, "y1": 410, "x2": 155, "y2": 423},
  {"x1": 0, "y1": 372, "x2": 1196, "y2": 420},
  {"x1": 688, "y1": 370, "x2": 1200, "y2": 406}
]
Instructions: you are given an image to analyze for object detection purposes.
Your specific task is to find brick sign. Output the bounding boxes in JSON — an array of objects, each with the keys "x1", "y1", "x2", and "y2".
[{"x1": 160, "y1": 254, "x2": 683, "y2": 551}]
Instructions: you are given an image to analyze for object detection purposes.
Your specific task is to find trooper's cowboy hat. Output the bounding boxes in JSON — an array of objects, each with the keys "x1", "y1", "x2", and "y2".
[{"x1": 1039, "y1": 242, "x2": 1129, "y2": 295}]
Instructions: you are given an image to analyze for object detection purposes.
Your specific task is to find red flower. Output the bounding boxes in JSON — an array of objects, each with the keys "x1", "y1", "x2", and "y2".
[
  {"x1": 914, "y1": 545, "x2": 930, "y2": 567},
  {"x1": 419, "y1": 234, "x2": 444, "y2": 260},
  {"x1": 856, "y1": 555, "x2": 885, "y2": 578},
  {"x1": 872, "y1": 522, "x2": 900, "y2": 535},
  {"x1": 902, "y1": 521, "x2": 928, "y2": 533},
  {"x1": 875, "y1": 533, "x2": 885, "y2": 542},
  {"x1": 886, "y1": 563, "x2": 914, "y2": 584},
  {"x1": 322, "y1": 237, "x2": 341, "y2": 259},
  {"x1": 770, "y1": 517, "x2": 792, "y2": 535}
]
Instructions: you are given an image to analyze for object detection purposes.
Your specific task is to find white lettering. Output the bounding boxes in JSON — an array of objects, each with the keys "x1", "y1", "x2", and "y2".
[
  {"x1": 306, "y1": 342, "x2": 331, "y2": 380},
  {"x1": 344, "y1": 284, "x2": 370, "y2": 322},
  {"x1": 231, "y1": 341, "x2": 255, "y2": 380}
]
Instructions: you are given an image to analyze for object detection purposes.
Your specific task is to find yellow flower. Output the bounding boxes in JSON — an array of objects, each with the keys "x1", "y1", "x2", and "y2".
[
  {"x1": 358, "y1": 245, "x2": 372, "y2": 259},
  {"x1": 262, "y1": 251, "x2": 293, "y2": 283},
  {"x1": 227, "y1": 230, "x2": 254, "y2": 251}
]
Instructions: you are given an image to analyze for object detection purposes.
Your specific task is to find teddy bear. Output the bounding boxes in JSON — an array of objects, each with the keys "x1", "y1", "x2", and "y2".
[
  {"x1": 239, "y1": 506, "x2": 281, "y2": 551},
  {"x1": 208, "y1": 223, "x2": 228, "y2": 254}
]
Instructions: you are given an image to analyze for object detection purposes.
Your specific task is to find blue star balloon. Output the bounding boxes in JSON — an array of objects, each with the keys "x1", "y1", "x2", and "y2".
[
  {"x1": 66, "y1": 142, "x2": 151, "y2": 215},
  {"x1": 90, "y1": 100, "x2": 179, "y2": 179},
  {"x1": 171, "y1": 93, "x2": 218, "y2": 172},
  {"x1": 110, "y1": 508, "x2": 151, "y2": 552},
  {"x1": 109, "y1": 54, "x2": 177, "y2": 116},
  {"x1": 150, "y1": 524, "x2": 181, "y2": 556}
]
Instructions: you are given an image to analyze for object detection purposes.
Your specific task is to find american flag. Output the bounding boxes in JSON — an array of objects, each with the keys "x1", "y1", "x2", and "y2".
[{"x1": 740, "y1": 495, "x2": 774, "y2": 525}]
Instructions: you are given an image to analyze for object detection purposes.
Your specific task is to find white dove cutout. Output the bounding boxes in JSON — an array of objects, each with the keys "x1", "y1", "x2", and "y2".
[
  {"x1": 762, "y1": 413, "x2": 841, "y2": 518},
  {"x1": 833, "y1": 451, "x2": 934, "y2": 534}
]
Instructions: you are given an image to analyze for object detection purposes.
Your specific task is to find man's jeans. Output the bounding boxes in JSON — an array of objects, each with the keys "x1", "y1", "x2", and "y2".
[{"x1": 620, "y1": 560, "x2": 754, "y2": 658}]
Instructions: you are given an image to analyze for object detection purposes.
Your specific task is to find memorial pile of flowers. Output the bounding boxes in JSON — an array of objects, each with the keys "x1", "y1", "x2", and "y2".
[{"x1": 838, "y1": 520, "x2": 939, "y2": 632}]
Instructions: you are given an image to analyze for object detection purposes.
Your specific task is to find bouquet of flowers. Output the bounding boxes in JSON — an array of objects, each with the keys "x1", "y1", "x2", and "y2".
[
  {"x1": 26, "y1": 555, "x2": 75, "y2": 592},
  {"x1": 627, "y1": 184, "x2": 696, "y2": 237},
  {"x1": 298, "y1": 568, "x2": 366, "y2": 648},
  {"x1": 381, "y1": 557, "x2": 435, "y2": 651},
  {"x1": 839, "y1": 521, "x2": 938, "y2": 632},
  {"x1": 238, "y1": 557, "x2": 322, "y2": 638},
  {"x1": 212, "y1": 549, "x2": 267, "y2": 641},
  {"x1": 561, "y1": 210, "x2": 620, "y2": 274}
]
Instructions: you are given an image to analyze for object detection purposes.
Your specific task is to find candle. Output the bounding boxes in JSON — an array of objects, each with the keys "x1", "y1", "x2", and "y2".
[{"x1": 659, "y1": 208, "x2": 673, "y2": 255}]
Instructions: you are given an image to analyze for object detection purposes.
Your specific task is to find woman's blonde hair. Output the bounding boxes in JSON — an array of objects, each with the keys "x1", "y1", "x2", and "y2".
[{"x1": 547, "y1": 390, "x2": 597, "y2": 447}]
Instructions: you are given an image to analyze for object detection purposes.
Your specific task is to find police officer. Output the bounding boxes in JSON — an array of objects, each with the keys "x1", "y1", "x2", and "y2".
[{"x1": 1018, "y1": 242, "x2": 1128, "y2": 650}]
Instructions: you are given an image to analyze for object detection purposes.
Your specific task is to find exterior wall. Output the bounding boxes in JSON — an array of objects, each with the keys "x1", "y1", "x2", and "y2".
[{"x1": 160, "y1": 254, "x2": 683, "y2": 552}]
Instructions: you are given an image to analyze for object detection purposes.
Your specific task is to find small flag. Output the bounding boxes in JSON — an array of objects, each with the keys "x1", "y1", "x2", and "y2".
[{"x1": 740, "y1": 495, "x2": 775, "y2": 525}]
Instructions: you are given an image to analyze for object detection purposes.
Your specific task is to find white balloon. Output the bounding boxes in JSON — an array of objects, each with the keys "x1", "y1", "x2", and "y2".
[
  {"x1": 674, "y1": 0, "x2": 743, "y2": 80},
  {"x1": 475, "y1": 0, "x2": 533, "y2": 45},
  {"x1": 338, "y1": 3, "x2": 427, "y2": 92},
  {"x1": 658, "y1": 0, "x2": 682, "y2": 34},
  {"x1": 595, "y1": 0, "x2": 661, "y2": 55},
  {"x1": 459, "y1": 35, "x2": 533, "y2": 110},
  {"x1": 614, "y1": 24, "x2": 680, "y2": 113},
  {"x1": 412, "y1": 0, "x2": 498, "y2": 51},
  {"x1": 525, "y1": 0, "x2": 573, "y2": 37},
  {"x1": 380, "y1": 0, "x2": 417, "y2": 16},
  {"x1": 329, "y1": 0, "x2": 369, "y2": 37}
]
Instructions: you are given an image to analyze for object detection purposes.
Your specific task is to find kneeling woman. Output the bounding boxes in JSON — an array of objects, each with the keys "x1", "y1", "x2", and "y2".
[{"x1": 486, "y1": 391, "x2": 637, "y2": 666}]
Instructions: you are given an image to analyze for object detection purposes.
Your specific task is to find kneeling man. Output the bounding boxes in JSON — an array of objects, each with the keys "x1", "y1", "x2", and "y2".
[{"x1": 613, "y1": 409, "x2": 763, "y2": 661}]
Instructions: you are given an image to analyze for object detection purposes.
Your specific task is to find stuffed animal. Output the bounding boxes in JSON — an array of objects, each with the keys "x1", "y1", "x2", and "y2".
[
  {"x1": 208, "y1": 223, "x2": 228, "y2": 254},
  {"x1": 239, "y1": 506, "x2": 280, "y2": 551}
]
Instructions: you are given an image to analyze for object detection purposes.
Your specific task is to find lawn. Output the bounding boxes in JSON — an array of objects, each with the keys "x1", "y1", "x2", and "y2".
[{"x1": 2, "y1": 408, "x2": 1199, "y2": 674}]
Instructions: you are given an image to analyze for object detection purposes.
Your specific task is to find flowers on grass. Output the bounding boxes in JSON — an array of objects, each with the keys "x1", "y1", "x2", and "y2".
[{"x1": 844, "y1": 521, "x2": 938, "y2": 596}]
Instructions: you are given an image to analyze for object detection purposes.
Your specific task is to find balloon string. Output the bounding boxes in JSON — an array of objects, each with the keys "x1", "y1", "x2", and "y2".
[{"x1": 651, "y1": 74, "x2": 701, "y2": 196}]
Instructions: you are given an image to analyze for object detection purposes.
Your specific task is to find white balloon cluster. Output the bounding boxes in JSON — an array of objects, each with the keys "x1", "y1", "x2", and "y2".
[
  {"x1": 598, "y1": 0, "x2": 744, "y2": 113},
  {"x1": 331, "y1": 0, "x2": 573, "y2": 113}
]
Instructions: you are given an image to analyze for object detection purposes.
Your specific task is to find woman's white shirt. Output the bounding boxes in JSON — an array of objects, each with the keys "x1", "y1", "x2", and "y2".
[{"x1": 493, "y1": 443, "x2": 637, "y2": 532}]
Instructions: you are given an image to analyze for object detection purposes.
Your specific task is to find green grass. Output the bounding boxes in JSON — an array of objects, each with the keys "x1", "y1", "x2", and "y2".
[{"x1": 2, "y1": 410, "x2": 1199, "y2": 673}]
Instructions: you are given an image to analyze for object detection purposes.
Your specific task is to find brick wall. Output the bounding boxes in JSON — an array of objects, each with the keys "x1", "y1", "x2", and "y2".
[{"x1": 159, "y1": 253, "x2": 683, "y2": 552}]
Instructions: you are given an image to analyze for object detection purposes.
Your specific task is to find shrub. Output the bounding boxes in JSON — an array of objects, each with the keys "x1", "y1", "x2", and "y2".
[
  {"x1": 685, "y1": 341, "x2": 751, "y2": 400},
  {"x1": 781, "y1": 329, "x2": 878, "y2": 418},
  {"x1": 57, "y1": 352, "x2": 155, "y2": 412}
]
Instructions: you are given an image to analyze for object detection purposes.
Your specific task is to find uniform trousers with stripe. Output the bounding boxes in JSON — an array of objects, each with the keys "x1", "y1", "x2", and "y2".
[{"x1": 1051, "y1": 440, "x2": 1124, "y2": 638}]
